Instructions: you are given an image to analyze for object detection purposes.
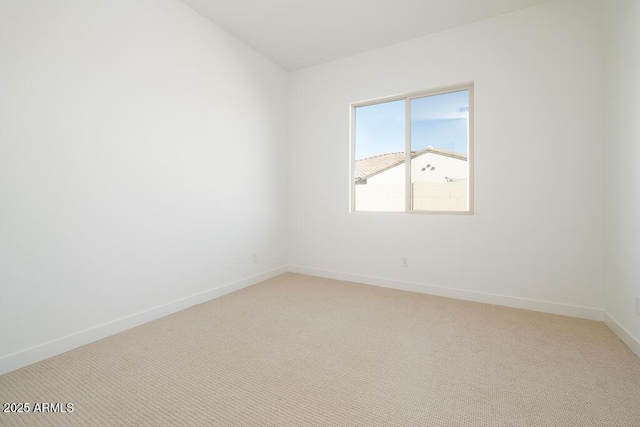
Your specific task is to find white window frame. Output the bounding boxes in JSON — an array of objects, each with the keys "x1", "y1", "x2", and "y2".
[{"x1": 349, "y1": 82, "x2": 474, "y2": 215}]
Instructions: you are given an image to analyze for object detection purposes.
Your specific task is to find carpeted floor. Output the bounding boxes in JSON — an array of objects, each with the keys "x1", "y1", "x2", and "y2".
[{"x1": 1, "y1": 273, "x2": 640, "y2": 426}]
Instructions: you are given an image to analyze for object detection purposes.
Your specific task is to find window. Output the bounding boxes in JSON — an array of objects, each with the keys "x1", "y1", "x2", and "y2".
[{"x1": 351, "y1": 83, "x2": 473, "y2": 214}]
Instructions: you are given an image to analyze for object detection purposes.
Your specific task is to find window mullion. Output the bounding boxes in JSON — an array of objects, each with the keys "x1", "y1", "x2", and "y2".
[
  {"x1": 350, "y1": 105, "x2": 356, "y2": 212},
  {"x1": 405, "y1": 97, "x2": 411, "y2": 212}
]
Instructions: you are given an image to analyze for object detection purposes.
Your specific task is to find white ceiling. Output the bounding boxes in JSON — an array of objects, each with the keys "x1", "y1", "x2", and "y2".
[{"x1": 180, "y1": 0, "x2": 554, "y2": 71}]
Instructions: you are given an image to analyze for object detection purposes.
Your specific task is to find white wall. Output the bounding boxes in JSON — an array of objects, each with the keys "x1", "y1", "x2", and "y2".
[
  {"x1": 289, "y1": 0, "x2": 605, "y2": 312},
  {"x1": 2, "y1": 0, "x2": 630, "y2": 375},
  {"x1": 0, "y1": 0, "x2": 288, "y2": 372},
  {"x1": 604, "y1": 0, "x2": 640, "y2": 352}
]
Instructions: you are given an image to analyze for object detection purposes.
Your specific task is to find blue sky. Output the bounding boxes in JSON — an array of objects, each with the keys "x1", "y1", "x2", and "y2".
[{"x1": 354, "y1": 90, "x2": 469, "y2": 160}]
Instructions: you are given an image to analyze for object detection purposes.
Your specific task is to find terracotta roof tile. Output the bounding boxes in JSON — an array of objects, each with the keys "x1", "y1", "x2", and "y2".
[{"x1": 355, "y1": 147, "x2": 467, "y2": 181}]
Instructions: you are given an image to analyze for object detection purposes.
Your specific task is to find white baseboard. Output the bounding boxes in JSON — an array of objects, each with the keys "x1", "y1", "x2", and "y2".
[
  {"x1": 288, "y1": 265, "x2": 604, "y2": 321},
  {"x1": 603, "y1": 311, "x2": 640, "y2": 358},
  {"x1": 0, "y1": 266, "x2": 287, "y2": 376},
  {"x1": 6, "y1": 266, "x2": 633, "y2": 377}
]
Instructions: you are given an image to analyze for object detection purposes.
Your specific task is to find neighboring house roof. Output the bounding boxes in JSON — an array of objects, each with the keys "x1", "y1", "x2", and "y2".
[{"x1": 355, "y1": 147, "x2": 467, "y2": 181}]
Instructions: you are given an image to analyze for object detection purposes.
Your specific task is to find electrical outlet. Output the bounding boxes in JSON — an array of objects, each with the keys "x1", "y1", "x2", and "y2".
[
  {"x1": 401, "y1": 257, "x2": 409, "y2": 268},
  {"x1": 252, "y1": 253, "x2": 259, "y2": 263},
  {"x1": 635, "y1": 297, "x2": 640, "y2": 317}
]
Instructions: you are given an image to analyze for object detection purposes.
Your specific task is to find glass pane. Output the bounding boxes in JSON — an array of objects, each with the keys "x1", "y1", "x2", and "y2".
[
  {"x1": 410, "y1": 90, "x2": 469, "y2": 212},
  {"x1": 354, "y1": 100, "x2": 405, "y2": 212}
]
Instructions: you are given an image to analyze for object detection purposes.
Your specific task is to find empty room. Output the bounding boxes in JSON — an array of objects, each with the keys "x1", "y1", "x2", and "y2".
[{"x1": 1, "y1": 0, "x2": 639, "y2": 425}]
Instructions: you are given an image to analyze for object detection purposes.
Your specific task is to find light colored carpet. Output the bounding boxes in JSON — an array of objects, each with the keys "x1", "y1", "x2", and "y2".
[{"x1": 1, "y1": 273, "x2": 640, "y2": 426}]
